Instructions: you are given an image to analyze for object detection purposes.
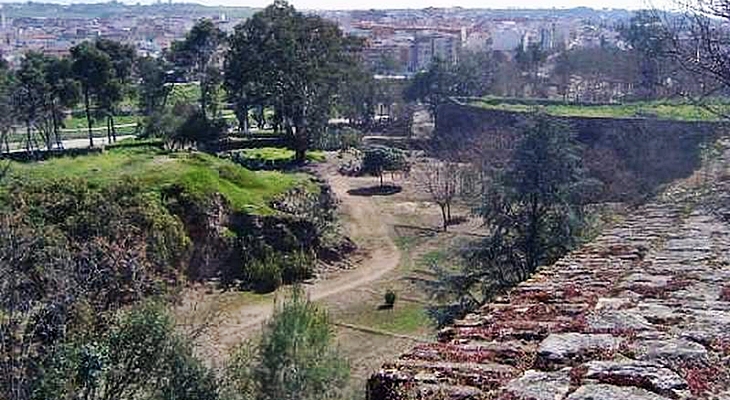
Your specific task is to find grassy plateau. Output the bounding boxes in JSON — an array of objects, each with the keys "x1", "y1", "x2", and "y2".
[
  {"x1": 8, "y1": 146, "x2": 309, "y2": 215},
  {"x1": 468, "y1": 98, "x2": 730, "y2": 121}
]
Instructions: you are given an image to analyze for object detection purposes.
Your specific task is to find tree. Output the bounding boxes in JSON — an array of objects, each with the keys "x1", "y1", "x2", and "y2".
[
  {"x1": 225, "y1": 18, "x2": 267, "y2": 134},
  {"x1": 94, "y1": 39, "x2": 135, "y2": 142},
  {"x1": 171, "y1": 19, "x2": 226, "y2": 120},
  {"x1": 137, "y1": 56, "x2": 172, "y2": 117},
  {"x1": 405, "y1": 58, "x2": 456, "y2": 123},
  {"x1": 337, "y1": 61, "x2": 377, "y2": 128},
  {"x1": 552, "y1": 46, "x2": 639, "y2": 102},
  {"x1": 0, "y1": 61, "x2": 13, "y2": 152},
  {"x1": 224, "y1": 287, "x2": 348, "y2": 400},
  {"x1": 226, "y1": 1, "x2": 361, "y2": 162},
  {"x1": 515, "y1": 42, "x2": 547, "y2": 96},
  {"x1": 70, "y1": 42, "x2": 114, "y2": 147},
  {"x1": 418, "y1": 160, "x2": 462, "y2": 231},
  {"x1": 427, "y1": 114, "x2": 593, "y2": 325},
  {"x1": 43, "y1": 56, "x2": 79, "y2": 149},
  {"x1": 361, "y1": 145, "x2": 409, "y2": 187},
  {"x1": 11, "y1": 52, "x2": 47, "y2": 152},
  {"x1": 619, "y1": 11, "x2": 672, "y2": 99},
  {"x1": 35, "y1": 302, "x2": 218, "y2": 400},
  {"x1": 663, "y1": 2, "x2": 730, "y2": 104},
  {"x1": 404, "y1": 52, "x2": 492, "y2": 125}
]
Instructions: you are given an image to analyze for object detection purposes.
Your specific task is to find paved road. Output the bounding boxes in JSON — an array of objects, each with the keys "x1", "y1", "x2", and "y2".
[{"x1": 6, "y1": 135, "x2": 136, "y2": 153}]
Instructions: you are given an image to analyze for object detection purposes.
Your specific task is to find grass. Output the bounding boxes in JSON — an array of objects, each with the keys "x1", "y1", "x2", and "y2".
[
  {"x1": 343, "y1": 301, "x2": 432, "y2": 335},
  {"x1": 235, "y1": 147, "x2": 326, "y2": 163},
  {"x1": 63, "y1": 114, "x2": 138, "y2": 130},
  {"x1": 468, "y1": 98, "x2": 730, "y2": 121},
  {"x1": 8, "y1": 146, "x2": 309, "y2": 215}
]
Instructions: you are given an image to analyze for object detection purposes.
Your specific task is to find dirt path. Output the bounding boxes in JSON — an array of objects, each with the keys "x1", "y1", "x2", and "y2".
[{"x1": 192, "y1": 164, "x2": 401, "y2": 365}]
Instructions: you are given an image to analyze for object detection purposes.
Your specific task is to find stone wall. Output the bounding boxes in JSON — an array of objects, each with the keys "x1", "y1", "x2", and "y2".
[{"x1": 434, "y1": 103, "x2": 725, "y2": 201}]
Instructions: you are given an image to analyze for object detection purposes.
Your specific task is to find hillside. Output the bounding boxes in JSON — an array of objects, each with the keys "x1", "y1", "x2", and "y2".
[{"x1": 7, "y1": 146, "x2": 307, "y2": 215}]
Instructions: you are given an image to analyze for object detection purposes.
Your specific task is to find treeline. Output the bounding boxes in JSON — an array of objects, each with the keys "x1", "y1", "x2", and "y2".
[
  {"x1": 2, "y1": 0, "x2": 388, "y2": 161},
  {"x1": 406, "y1": 11, "x2": 720, "y2": 109}
]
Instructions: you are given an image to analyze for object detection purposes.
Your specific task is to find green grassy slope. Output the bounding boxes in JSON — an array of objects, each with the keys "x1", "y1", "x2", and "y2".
[
  {"x1": 467, "y1": 98, "x2": 730, "y2": 121},
  {"x1": 8, "y1": 147, "x2": 307, "y2": 215}
]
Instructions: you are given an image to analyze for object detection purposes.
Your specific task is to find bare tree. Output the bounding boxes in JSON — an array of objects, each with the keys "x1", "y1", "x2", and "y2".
[
  {"x1": 418, "y1": 160, "x2": 462, "y2": 232},
  {"x1": 660, "y1": 4, "x2": 730, "y2": 112}
]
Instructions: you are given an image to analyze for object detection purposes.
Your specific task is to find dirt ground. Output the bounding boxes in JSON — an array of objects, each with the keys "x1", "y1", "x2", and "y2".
[{"x1": 177, "y1": 153, "x2": 485, "y2": 398}]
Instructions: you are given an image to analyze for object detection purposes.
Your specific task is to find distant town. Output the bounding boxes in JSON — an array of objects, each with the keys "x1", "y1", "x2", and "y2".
[{"x1": 1, "y1": 2, "x2": 634, "y2": 74}]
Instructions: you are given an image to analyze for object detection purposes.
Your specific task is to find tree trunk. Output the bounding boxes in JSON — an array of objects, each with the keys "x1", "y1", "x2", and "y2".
[
  {"x1": 446, "y1": 201, "x2": 452, "y2": 225},
  {"x1": 84, "y1": 87, "x2": 94, "y2": 148},
  {"x1": 110, "y1": 114, "x2": 117, "y2": 142},
  {"x1": 440, "y1": 204, "x2": 448, "y2": 232},
  {"x1": 200, "y1": 76, "x2": 208, "y2": 120},
  {"x1": 379, "y1": 172, "x2": 384, "y2": 187},
  {"x1": 25, "y1": 121, "x2": 31, "y2": 152},
  {"x1": 293, "y1": 120, "x2": 307, "y2": 164},
  {"x1": 51, "y1": 99, "x2": 62, "y2": 149},
  {"x1": 106, "y1": 116, "x2": 112, "y2": 143}
]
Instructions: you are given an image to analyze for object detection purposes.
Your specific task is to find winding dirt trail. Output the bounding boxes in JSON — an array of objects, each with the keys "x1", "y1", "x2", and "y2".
[{"x1": 192, "y1": 164, "x2": 401, "y2": 365}]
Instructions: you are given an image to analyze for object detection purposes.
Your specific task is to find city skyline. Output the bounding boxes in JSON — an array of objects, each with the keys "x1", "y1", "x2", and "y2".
[{"x1": 0, "y1": 0, "x2": 673, "y2": 11}]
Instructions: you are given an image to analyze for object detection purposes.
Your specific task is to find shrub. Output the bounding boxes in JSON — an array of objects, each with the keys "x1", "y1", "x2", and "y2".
[
  {"x1": 384, "y1": 289, "x2": 397, "y2": 308},
  {"x1": 245, "y1": 255, "x2": 283, "y2": 294},
  {"x1": 280, "y1": 251, "x2": 315, "y2": 284},
  {"x1": 225, "y1": 287, "x2": 349, "y2": 400}
]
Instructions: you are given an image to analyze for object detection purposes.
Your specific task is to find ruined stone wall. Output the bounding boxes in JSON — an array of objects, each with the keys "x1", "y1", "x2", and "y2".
[
  {"x1": 434, "y1": 103, "x2": 724, "y2": 201},
  {"x1": 368, "y1": 144, "x2": 730, "y2": 399}
]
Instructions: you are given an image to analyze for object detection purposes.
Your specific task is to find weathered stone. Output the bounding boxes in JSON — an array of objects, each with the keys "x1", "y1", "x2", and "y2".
[
  {"x1": 537, "y1": 333, "x2": 620, "y2": 368},
  {"x1": 620, "y1": 274, "x2": 672, "y2": 290},
  {"x1": 567, "y1": 384, "x2": 672, "y2": 400},
  {"x1": 582, "y1": 360, "x2": 687, "y2": 395},
  {"x1": 587, "y1": 310, "x2": 656, "y2": 332},
  {"x1": 503, "y1": 369, "x2": 571, "y2": 400},
  {"x1": 418, "y1": 384, "x2": 483, "y2": 400},
  {"x1": 595, "y1": 297, "x2": 635, "y2": 311},
  {"x1": 638, "y1": 338, "x2": 708, "y2": 366}
]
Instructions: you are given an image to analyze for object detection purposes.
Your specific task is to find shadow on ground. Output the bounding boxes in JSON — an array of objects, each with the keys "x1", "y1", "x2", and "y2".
[{"x1": 347, "y1": 185, "x2": 403, "y2": 197}]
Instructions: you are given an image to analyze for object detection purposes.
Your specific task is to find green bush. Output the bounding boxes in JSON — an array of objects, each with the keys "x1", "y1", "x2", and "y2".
[
  {"x1": 384, "y1": 289, "x2": 397, "y2": 308},
  {"x1": 225, "y1": 287, "x2": 349, "y2": 400},
  {"x1": 280, "y1": 251, "x2": 315, "y2": 284},
  {"x1": 362, "y1": 145, "x2": 409, "y2": 185},
  {"x1": 245, "y1": 255, "x2": 283, "y2": 293}
]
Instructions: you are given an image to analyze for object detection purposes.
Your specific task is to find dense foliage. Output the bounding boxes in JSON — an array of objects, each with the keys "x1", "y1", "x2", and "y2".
[
  {"x1": 361, "y1": 145, "x2": 409, "y2": 186},
  {"x1": 224, "y1": 287, "x2": 349, "y2": 400},
  {"x1": 427, "y1": 114, "x2": 595, "y2": 326},
  {"x1": 225, "y1": 0, "x2": 363, "y2": 162}
]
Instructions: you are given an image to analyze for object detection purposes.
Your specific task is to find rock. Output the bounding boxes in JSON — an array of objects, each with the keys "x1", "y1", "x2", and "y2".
[
  {"x1": 567, "y1": 384, "x2": 672, "y2": 400},
  {"x1": 418, "y1": 384, "x2": 483, "y2": 400},
  {"x1": 638, "y1": 338, "x2": 708, "y2": 366},
  {"x1": 587, "y1": 310, "x2": 656, "y2": 332},
  {"x1": 537, "y1": 333, "x2": 620, "y2": 368},
  {"x1": 620, "y1": 274, "x2": 672, "y2": 290},
  {"x1": 595, "y1": 297, "x2": 635, "y2": 311},
  {"x1": 582, "y1": 360, "x2": 687, "y2": 395},
  {"x1": 503, "y1": 369, "x2": 571, "y2": 400}
]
